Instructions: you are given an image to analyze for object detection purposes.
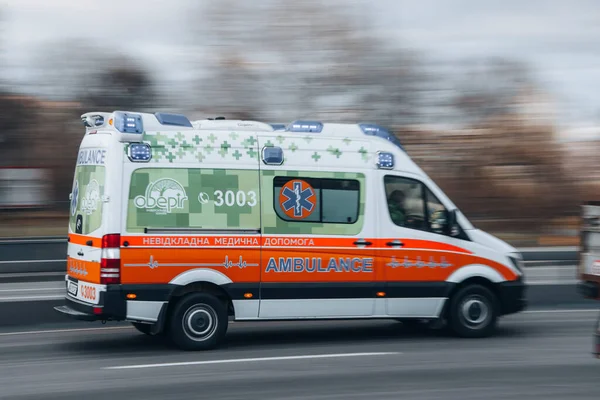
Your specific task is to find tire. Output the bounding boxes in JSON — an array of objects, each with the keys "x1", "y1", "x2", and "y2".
[
  {"x1": 167, "y1": 292, "x2": 228, "y2": 351},
  {"x1": 448, "y1": 284, "x2": 498, "y2": 338},
  {"x1": 131, "y1": 322, "x2": 154, "y2": 335}
]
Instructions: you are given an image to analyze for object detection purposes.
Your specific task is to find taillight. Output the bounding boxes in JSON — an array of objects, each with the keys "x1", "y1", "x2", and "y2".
[{"x1": 100, "y1": 233, "x2": 121, "y2": 285}]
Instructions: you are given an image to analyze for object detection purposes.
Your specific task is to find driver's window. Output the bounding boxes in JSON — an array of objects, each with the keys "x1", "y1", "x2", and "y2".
[
  {"x1": 425, "y1": 188, "x2": 448, "y2": 234},
  {"x1": 384, "y1": 175, "x2": 426, "y2": 231}
]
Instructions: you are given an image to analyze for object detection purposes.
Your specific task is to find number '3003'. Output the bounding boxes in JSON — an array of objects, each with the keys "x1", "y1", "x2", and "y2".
[{"x1": 214, "y1": 190, "x2": 257, "y2": 207}]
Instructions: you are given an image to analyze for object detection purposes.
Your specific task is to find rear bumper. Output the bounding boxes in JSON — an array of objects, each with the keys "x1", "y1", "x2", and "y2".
[
  {"x1": 54, "y1": 279, "x2": 175, "y2": 323},
  {"x1": 497, "y1": 277, "x2": 527, "y2": 315}
]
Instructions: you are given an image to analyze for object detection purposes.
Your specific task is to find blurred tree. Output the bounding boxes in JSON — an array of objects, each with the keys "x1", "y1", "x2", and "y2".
[
  {"x1": 32, "y1": 39, "x2": 158, "y2": 110},
  {"x1": 191, "y1": 0, "x2": 427, "y2": 126}
]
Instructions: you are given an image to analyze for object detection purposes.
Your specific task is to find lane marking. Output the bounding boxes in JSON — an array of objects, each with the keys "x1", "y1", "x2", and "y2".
[
  {"x1": 0, "y1": 295, "x2": 64, "y2": 301},
  {"x1": 0, "y1": 326, "x2": 132, "y2": 337},
  {"x1": 0, "y1": 259, "x2": 66, "y2": 264},
  {"x1": 103, "y1": 352, "x2": 402, "y2": 370},
  {"x1": 0, "y1": 288, "x2": 62, "y2": 292},
  {"x1": 522, "y1": 309, "x2": 597, "y2": 314}
]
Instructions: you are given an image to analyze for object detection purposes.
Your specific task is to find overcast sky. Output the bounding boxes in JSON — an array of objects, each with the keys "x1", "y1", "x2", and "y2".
[{"x1": 2, "y1": 0, "x2": 599, "y2": 131}]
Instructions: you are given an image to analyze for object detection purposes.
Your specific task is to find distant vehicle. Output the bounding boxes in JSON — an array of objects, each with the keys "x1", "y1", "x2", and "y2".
[
  {"x1": 577, "y1": 202, "x2": 600, "y2": 357},
  {"x1": 54, "y1": 110, "x2": 527, "y2": 350}
]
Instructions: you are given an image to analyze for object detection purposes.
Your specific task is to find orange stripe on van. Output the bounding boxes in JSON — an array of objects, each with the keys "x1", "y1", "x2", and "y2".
[
  {"x1": 374, "y1": 238, "x2": 472, "y2": 254},
  {"x1": 68, "y1": 233, "x2": 102, "y2": 248},
  {"x1": 67, "y1": 257, "x2": 102, "y2": 284}
]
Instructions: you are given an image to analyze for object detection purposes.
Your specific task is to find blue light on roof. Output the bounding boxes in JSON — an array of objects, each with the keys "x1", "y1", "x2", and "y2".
[
  {"x1": 114, "y1": 112, "x2": 143, "y2": 134},
  {"x1": 128, "y1": 143, "x2": 152, "y2": 162},
  {"x1": 287, "y1": 120, "x2": 323, "y2": 133},
  {"x1": 155, "y1": 112, "x2": 193, "y2": 127},
  {"x1": 270, "y1": 124, "x2": 287, "y2": 131},
  {"x1": 359, "y1": 123, "x2": 404, "y2": 150},
  {"x1": 376, "y1": 152, "x2": 394, "y2": 169}
]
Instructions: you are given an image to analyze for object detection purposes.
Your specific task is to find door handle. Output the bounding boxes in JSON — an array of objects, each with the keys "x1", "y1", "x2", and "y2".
[
  {"x1": 77, "y1": 251, "x2": 84, "y2": 256},
  {"x1": 353, "y1": 240, "x2": 373, "y2": 246},
  {"x1": 386, "y1": 240, "x2": 405, "y2": 247}
]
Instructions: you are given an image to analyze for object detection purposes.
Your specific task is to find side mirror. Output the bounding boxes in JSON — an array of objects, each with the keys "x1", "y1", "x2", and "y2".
[{"x1": 445, "y1": 209, "x2": 458, "y2": 236}]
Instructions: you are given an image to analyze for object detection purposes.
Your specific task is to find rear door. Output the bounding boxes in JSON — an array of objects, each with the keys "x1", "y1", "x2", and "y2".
[{"x1": 66, "y1": 146, "x2": 109, "y2": 305}]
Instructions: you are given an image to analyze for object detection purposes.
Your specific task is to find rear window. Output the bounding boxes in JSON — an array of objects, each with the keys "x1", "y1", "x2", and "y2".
[{"x1": 69, "y1": 149, "x2": 107, "y2": 235}]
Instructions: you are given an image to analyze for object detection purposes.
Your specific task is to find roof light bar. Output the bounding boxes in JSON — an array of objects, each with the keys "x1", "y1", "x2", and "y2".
[
  {"x1": 359, "y1": 123, "x2": 404, "y2": 150},
  {"x1": 287, "y1": 120, "x2": 323, "y2": 133},
  {"x1": 155, "y1": 112, "x2": 193, "y2": 127},
  {"x1": 114, "y1": 112, "x2": 143, "y2": 134}
]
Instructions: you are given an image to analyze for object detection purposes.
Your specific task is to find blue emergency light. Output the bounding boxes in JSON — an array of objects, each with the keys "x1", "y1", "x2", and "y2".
[
  {"x1": 155, "y1": 112, "x2": 193, "y2": 127},
  {"x1": 376, "y1": 152, "x2": 394, "y2": 169},
  {"x1": 286, "y1": 120, "x2": 323, "y2": 133},
  {"x1": 128, "y1": 143, "x2": 152, "y2": 162},
  {"x1": 359, "y1": 123, "x2": 404, "y2": 151},
  {"x1": 114, "y1": 112, "x2": 144, "y2": 134}
]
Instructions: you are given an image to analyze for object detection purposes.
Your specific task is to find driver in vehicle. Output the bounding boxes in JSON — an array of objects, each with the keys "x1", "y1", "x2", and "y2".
[{"x1": 388, "y1": 190, "x2": 407, "y2": 226}]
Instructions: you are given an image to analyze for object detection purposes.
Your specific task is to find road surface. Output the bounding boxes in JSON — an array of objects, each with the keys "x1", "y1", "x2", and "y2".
[{"x1": 0, "y1": 309, "x2": 598, "y2": 399}]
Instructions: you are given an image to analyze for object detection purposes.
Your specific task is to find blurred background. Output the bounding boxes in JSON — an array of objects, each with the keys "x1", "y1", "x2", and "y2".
[{"x1": 0, "y1": 0, "x2": 598, "y2": 246}]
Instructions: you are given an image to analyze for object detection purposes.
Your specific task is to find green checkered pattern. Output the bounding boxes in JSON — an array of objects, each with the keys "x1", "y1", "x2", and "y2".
[
  {"x1": 69, "y1": 166, "x2": 105, "y2": 235},
  {"x1": 126, "y1": 168, "x2": 260, "y2": 232},
  {"x1": 261, "y1": 170, "x2": 366, "y2": 235}
]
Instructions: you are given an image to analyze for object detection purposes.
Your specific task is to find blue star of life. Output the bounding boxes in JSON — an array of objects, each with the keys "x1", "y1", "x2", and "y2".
[{"x1": 282, "y1": 182, "x2": 314, "y2": 217}]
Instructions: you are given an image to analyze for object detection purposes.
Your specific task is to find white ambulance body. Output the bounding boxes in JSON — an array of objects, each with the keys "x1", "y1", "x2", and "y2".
[{"x1": 55, "y1": 110, "x2": 526, "y2": 350}]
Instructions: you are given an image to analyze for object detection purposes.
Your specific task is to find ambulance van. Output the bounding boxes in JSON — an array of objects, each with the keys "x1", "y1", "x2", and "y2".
[{"x1": 54, "y1": 110, "x2": 527, "y2": 350}]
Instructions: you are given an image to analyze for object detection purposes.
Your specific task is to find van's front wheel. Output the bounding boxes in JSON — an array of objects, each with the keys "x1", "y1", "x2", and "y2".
[
  {"x1": 168, "y1": 292, "x2": 228, "y2": 351},
  {"x1": 448, "y1": 284, "x2": 498, "y2": 338}
]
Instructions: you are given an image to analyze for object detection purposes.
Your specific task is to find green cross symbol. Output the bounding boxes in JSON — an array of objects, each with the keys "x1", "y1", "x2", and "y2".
[
  {"x1": 289, "y1": 143, "x2": 298, "y2": 152},
  {"x1": 175, "y1": 132, "x2": 185, "y2": 142},
  {"x1": 304, "y1": 136, "x2": 313, "y2": 143},
  {"x1": 311, "y1": 152, "x2": 321, "y2": 162},
  {"x1": 219, "y1": 141, "x2": 231, "y2": 158},
  {"x1": 276, "y1": 135, "x2": 285, "y2": 143},
  {"x1": 176, "y1": 147, "x2": 186, "y2": 159},
  {"x1": 264, "y1": 140, "x2": 274, "y2": 147},
  {"x1": 343, "y1": 138, "x2": 351, "y2": 145},
  {"x1": 232, "y1": 150, "x2": 242, "y2": 160},
  {"x1": 328, "y1": 146, "x2": 342, "y2": 158},
  {"x1": 204, "y1": 144, "x2": 214, "y2": 154},
  {"x1": 244, "y1": 136, "x2": 257, "y2": 146},
  {"x1": 230, "y1": 132, "x2": 239, "y2": 140},
  {"x1": 247, "y1": 148, "x2": 257, "y2": 159},
  {"x1": 208, "y1": 134, "x2": 217, "y2": 143},
  {"x1": 196, "y1": 151, "x2": 205, "y2": 162},
  {"x1": 166, "y1": 152, "x2": 176, "y2": 163},
  {"x1": 168, "y1": 138, "x2": 177, "y2": 148},
  {"x1": 193, "y1": 136, "x2": 202, "y2": 145},
  {"x1": 359, "y1": 147, "x2": 368, "y2": 161}
]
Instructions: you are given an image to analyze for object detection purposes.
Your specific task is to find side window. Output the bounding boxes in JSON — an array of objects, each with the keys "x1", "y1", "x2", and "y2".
[
  {"x1": 273, "y1": 176, "x2": 359, "y2": 224},
  {"x1": 384, "y1": 175, "x2": 426, "y2": 231},
  {"x1": 425, "y1": 187, "x2": 448, "y2": 235}
]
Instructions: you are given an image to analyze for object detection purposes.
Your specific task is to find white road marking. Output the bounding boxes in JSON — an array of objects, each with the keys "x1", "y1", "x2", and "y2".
[
  {"x1": 0, "y1": 295, "x2": 63, "y2": 301},
  {"x1": 103, "y1": 352, "x2": 402, "y2": 370},
  {"x1": 0, "y1": 288, "x2": 62, "y2": 292},
  {"x1": 0, "y1": 259, "x2": 66, "y2": 264},
  {"x1": 522, "y1": 309, "x2": 598, "y2": 314},
  {"x1": 0, "y1": 326, "x2": 132, "y2": 337}
]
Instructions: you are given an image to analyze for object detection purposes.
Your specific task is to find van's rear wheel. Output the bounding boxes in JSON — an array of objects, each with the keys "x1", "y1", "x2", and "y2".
[
  {"x1": 448, "y1": 284, "x2": 498, "y2": 338},
  {"x1": 168, "y1": 292, "x2": 228, "y2": 351}
]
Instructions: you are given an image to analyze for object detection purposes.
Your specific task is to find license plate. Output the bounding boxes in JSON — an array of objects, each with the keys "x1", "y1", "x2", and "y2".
[
  {"x1": 67, "y1": 279, "x2": 102, "y2": 305},
  {"x1": 67, "y1": 281, "x2": 78, "y2": 296}
]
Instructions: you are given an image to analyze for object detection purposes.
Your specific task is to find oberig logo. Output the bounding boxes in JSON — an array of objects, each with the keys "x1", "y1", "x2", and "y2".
[{"x1": 134, "y1": 178, "x2": 188, "y2": 215}]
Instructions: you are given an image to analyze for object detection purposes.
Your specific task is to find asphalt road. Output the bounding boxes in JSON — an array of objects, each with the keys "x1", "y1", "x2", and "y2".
[{"x1": 0, "y1": 309, "x2": 599, "y2": 399}]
